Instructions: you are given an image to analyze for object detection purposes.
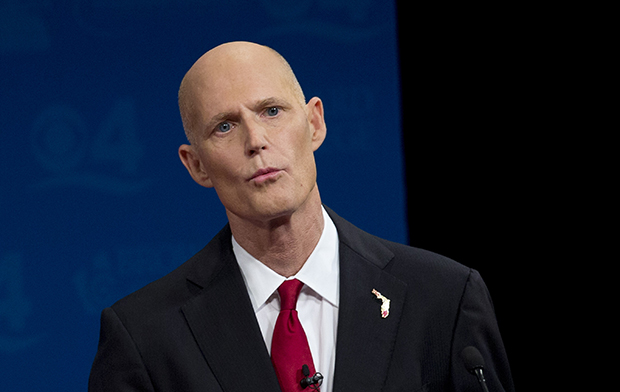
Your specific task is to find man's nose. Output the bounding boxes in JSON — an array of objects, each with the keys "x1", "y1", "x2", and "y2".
[{"x1": 244, "y1": 119, "x2": 268, "y2": 157}]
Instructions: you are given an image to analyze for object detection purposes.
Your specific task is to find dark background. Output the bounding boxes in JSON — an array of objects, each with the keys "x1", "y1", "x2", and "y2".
[{"x1": 398, "y1": 2, "x2": 537, "y2": 387}]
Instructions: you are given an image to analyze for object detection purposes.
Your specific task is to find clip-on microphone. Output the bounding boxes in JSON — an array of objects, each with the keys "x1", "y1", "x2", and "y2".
[
  {"x1": 461, "y1": 346, "x2": 490, "y2": 392},
  {"x1": 300, "y1": 364, "x2": 323, "y2": 390}
]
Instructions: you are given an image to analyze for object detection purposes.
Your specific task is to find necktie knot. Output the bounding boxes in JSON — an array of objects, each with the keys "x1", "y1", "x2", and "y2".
[{"x1": 278, "y1": 279, "x2": 303, "y2": 311}]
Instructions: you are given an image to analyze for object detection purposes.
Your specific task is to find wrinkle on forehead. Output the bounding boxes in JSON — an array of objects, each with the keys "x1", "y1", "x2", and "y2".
[{"x1": 178, "y1": 41, "x2": 305, "y2": 144}]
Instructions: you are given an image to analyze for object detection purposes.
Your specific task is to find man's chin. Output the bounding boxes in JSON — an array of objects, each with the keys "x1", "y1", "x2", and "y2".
[
  {"x1": 224, "y1": 183, "x2": 320, "y2": 225},
  {"x1": 225, "y1": 197, "x2": 295, "y2": 223}
]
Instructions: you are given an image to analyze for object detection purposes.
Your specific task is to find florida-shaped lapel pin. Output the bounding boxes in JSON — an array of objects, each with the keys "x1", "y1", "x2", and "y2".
[{"x1": 371, "y1": 288, "x2": 391, "y2": 318}]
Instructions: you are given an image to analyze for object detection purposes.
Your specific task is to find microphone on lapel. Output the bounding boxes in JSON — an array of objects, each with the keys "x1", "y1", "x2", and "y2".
[{"x1": 300, "y1": 364, "x2": 323, "y2": 390}]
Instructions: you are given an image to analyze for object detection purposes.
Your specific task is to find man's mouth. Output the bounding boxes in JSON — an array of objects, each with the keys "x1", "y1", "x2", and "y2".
[{"x1": 248, "y1": 167, "x2": 283, "y2": 183}]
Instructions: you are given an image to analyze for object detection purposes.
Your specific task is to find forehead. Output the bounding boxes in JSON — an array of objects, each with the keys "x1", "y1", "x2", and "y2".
[{"x1": 194, "y1": 55, "x2": 297, "y2": 116}]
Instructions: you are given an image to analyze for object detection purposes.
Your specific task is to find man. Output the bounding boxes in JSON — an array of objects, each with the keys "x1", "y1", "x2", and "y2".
[{"x1": 89, "y1": 41, "x2": 514, "y2": 391}]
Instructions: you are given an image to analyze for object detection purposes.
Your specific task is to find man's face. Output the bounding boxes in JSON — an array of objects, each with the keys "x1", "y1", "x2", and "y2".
[{"x1": 179, "y1": 45, "x2": 326, "y2": 223}]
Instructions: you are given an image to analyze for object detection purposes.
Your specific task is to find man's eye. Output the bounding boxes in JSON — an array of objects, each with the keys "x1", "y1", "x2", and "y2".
[
  {"x1": 266, "y1": 107, "x2": 280, "y2": 117},
  {"x1": 217, "y1": 122, "x2": 232, "y2": 133}
]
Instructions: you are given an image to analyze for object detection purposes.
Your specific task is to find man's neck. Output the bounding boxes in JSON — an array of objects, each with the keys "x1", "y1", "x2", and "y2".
[{"x1": 227, "y1": 188, "x2": 324, "y2": 278}]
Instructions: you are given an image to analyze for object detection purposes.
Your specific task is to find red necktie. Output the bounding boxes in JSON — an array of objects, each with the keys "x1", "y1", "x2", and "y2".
[{"x1": 271, "y1": 279, "x2": 316, "y2": 392}]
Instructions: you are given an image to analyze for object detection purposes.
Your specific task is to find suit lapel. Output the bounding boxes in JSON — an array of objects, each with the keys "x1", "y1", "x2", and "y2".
[
  {"x1": 179, "y1": 209, "x2": 407, "y2": 392},
  {"x1": 328, "y1": 208, "x2": 407, "y2": 391},
  {"x1": 181, "y1": 226, "x2": 281, "y2": 392}
]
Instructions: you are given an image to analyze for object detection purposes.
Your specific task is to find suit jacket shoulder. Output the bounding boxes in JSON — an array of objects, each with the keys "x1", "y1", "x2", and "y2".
[
  {"x1": 326, "y1": 205, "x2": 472, "y2": 289},
  {"x1": 110, "y1": 224, "x2": 231, "y2": 321},
  {"x1": 90, "y1": 224, "x2": 282, "y2": 391},
  {"x1": 324, "y1": 206, "x2": 513, "y2": 392}
]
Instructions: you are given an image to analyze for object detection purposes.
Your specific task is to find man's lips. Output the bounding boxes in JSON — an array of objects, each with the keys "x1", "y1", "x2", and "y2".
[{"x1": 248, "y1": 167, "x2": 283, "y2": 182}]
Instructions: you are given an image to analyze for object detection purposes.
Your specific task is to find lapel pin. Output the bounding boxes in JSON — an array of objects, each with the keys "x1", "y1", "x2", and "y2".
[{"x1": 371, "y1": 289, "x2": 391, "y2": 318}]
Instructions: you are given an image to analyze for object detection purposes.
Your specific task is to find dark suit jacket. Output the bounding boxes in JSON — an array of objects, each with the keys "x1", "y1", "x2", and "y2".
[{"x1": 89, "y1": 207, "x2": 514, "y2": 391}]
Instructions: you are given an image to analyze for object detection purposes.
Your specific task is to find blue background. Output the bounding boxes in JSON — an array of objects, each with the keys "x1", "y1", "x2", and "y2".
[{"x1": 1, "y1": 1, "x2": 405, "y2": 390}]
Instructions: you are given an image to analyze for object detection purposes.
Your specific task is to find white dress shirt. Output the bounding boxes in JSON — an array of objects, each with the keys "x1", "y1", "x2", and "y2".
[{"x1": 233, "y1": 206, "x2": 339, "y2": 392}]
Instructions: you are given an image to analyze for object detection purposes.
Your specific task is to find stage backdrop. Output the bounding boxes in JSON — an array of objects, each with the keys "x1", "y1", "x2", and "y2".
[{"x1": 0, "y1": 1, "x2": 404, "y2": 390}]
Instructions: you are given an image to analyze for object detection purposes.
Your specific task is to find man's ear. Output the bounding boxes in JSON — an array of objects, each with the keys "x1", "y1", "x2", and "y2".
[
  {"x1": 306, "y1": 97, "x2": 327, "y2": 152},
  {"x1": 178, "y1": 144, "x2": 214, "y2": 188}
]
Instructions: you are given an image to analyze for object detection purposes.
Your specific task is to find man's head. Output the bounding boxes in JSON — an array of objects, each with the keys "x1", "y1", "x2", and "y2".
[{"x1": 177, "y1": 41, "x2": 327, "y2": 223}]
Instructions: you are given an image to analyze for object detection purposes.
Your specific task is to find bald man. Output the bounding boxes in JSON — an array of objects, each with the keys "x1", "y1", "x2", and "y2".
[{"x1": 89, "y1": 42, "x2": 514, "y2": 392}]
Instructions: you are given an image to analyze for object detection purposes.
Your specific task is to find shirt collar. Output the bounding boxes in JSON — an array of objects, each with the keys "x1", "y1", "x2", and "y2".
[{"x1": 233, "y1": 206, "x2": 340, "y2": 312}]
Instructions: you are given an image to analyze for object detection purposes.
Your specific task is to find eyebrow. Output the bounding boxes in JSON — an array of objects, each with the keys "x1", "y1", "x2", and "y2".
[{"x1": 205, "y1": 97, "x2": 291, "y2": 131}]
